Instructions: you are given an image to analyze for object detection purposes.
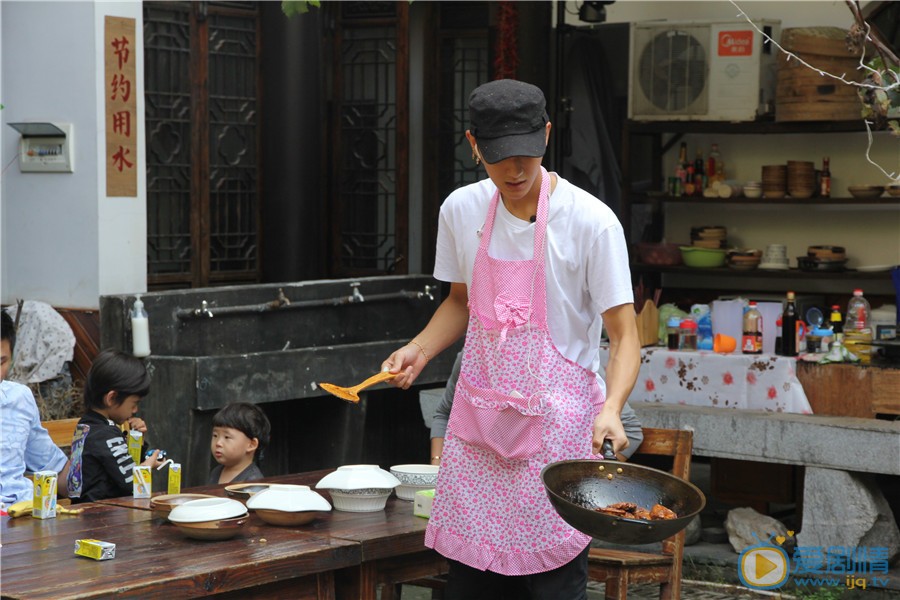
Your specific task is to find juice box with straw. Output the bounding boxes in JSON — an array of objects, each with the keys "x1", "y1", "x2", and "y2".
[
  {"x1": 127, "y1": 429, "x2": 143, "y2": 465},
  {"x1": 32, "y1": 471, "x2": 57, "y2": 519},
  {"x1": 167, "y1": 463, "x2": 182, "y2": 495},
  {"x1": 133, "y1": 465, "x2": 151, "y2": 498}
]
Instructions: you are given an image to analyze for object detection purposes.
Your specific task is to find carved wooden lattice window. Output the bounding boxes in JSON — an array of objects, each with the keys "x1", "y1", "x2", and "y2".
[
  {"x1": 328, "y1": 1, "x2": 409, "y2": 276},
  {"x1": 144, "y1": 1, "x2": 260, "y2": 288}
]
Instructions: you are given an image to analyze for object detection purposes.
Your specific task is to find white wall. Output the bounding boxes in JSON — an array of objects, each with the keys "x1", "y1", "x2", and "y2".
[
  {"x1": 561, "y1": 0, "x2": 900, "y2": 273},
  {"x1": 0, "y1": 0, "x2": 145, "y2": 309}
]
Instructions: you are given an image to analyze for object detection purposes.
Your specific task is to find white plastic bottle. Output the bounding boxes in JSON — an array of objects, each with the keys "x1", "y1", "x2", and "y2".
[
  {"x1": 843, "y1": 289, "x2": 871, "y2": 333},
  {"x1": 131, "y1": 295, "x2": 151, "y2": 357}
]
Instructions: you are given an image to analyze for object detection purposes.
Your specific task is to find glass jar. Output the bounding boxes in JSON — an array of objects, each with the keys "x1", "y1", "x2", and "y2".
[
  {"x1": 679, "y1": 318, "x2": 698, "y2": 351},
  {"x1": 666, "y1": 317, "x2": 681, "y2": 350}
]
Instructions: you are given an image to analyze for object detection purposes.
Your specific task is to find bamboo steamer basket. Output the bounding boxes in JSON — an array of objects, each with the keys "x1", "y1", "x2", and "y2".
[{"x1": 776, "y1": 27, "x2": 864, "y2": 122}]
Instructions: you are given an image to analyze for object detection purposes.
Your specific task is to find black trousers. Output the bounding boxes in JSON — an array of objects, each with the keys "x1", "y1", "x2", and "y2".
[{"x1": 444, "y1": 545, "x2": 590, "y2": 600}]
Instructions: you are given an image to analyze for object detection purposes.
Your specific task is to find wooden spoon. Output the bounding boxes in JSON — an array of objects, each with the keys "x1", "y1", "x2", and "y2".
[{"x1": 319, "y1": 371, "x2": 398, "y2": 403}]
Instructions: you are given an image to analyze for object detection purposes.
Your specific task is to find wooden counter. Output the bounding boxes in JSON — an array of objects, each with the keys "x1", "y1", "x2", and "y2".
[{"x1": 796, "y1": 361, "x2": 900, "y2": 417}]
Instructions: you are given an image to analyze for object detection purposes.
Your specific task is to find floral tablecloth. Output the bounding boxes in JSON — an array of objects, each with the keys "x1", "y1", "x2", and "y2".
[{"x1": 598, "y1": 347, "x2": 813, "y2": 414}]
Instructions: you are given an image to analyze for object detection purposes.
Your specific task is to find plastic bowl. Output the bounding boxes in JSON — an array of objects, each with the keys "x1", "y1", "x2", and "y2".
[{"x1": 679, "y1": 246, "x2": 727, "y2": 268}]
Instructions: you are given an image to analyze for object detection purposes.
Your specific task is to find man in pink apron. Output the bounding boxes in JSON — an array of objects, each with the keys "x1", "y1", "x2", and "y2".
[{"x1": 383, "y1": 79, "x2": 640, "y2": 599}]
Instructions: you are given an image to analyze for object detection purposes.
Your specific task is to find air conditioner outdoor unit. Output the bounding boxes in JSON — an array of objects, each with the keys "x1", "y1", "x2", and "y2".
[{"x1": 628, "y1": 19, "x2": 781, "y2": 121}]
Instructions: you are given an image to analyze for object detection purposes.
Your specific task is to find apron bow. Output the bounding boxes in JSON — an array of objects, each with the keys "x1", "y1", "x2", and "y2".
[{"x1": 494, "y1": 292, "x2": 531, "y2": 343}]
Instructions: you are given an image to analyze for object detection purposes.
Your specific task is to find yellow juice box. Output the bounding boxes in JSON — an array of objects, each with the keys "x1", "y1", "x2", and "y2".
[
  {"x1": 133, "y1": 465, "x2": 152, "y2": 498},
  {"x1": 167, "y1": 463, "x2": 182, "y2": 495},
  {"x1": 32, "y1": 471, "x2": 57, "y2": 519},
  {"x1": 74, "y1": 539, "x2": 116, "y2": 560},
  {"x1": 127, "y1": 430, "x2": 143, "y2": 465}
]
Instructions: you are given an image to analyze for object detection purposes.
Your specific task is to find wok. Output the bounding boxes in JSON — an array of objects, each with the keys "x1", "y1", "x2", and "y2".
[{"x1": 540, "y1": 449, "x2": 705, "y2": 545}]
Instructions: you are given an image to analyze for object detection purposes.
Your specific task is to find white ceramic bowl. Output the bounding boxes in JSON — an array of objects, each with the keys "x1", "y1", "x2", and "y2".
[
  {"x1": 389, "y1": 464, "x2": 439, "y2": 486},
  {"x1": 743, "y1": 185, "x2": 762, "y2": 198},
  {"x1": 329, "y1": 489, "x2": 393, "y2": 512},
  {"x1": 168, "y1": 497, "x2": 247, "y2": 523},
  {"x1": 247, "y1": 484, "x2": 332, "y2": 513},
  {"x1": 315, "y1": 464, "x2": 400, "y2": 491},
  {"x1": 389, "y1": 464, "x2": 438, "y2": 500}
]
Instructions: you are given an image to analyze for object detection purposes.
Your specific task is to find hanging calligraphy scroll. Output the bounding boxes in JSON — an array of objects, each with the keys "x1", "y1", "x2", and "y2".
[{"x1": 104, "y1": 16, "x2": 137, "y2": 197}]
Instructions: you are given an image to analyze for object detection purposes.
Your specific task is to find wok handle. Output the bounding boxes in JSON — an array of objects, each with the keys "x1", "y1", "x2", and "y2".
[{"x1": 600, "y1": 439, "x2": 618, "y2": 461}]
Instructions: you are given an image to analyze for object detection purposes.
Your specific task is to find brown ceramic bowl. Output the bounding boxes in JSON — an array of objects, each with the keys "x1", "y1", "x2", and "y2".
[
  {"x1": 224, "y1": 483, "x2": 270, "y2": 503},
  {"x1": 254, "y1": 508, "x2": 320, "y2": 526},
  {"x1": 635, "y1": 242, "x2": 683, "y2": 266},
  {"x1": 807, "y1": 245, "x2": 846, "y2": 260},
  {"x1": 171, "y1": 514, "x2": 249, "y2": 541}
]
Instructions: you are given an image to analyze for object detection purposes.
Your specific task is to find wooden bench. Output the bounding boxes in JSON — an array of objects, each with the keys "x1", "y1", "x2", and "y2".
[
  {"x1": 42, "y1": 418, "x2": 78, "y2": 449},
  {"x1": 587, "y1": 427, "x2": 694, "y2": 600}
]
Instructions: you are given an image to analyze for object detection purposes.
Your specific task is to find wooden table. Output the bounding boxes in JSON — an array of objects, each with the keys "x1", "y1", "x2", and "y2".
[
  {"x1": 176, "y1": 470, "x2": 447, "y2": 600},
  {"x1": 2, "y1": 470, "x2": 446, "y2": 600}
]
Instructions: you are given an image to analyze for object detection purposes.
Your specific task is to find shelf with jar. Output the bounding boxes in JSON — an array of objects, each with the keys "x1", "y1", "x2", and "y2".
[
  {"x1": 622, "y1": 117, "x2": 899, "y2": 291},
  {"x1": 630, "y1": 263, "x2": 896, "y2": 281},
  {"x1": 628, "y1": 191, "x2": 900, "y2": 206}
]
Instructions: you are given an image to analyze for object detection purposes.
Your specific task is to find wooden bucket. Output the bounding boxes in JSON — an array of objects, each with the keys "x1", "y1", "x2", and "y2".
[{"x1": 775, "y1": 27, "x2": 864, "y2": 122}]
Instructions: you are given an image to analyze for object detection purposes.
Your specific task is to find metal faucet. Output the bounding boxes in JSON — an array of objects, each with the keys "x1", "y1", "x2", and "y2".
[
  {"x1": 195, "y1": 300, "x2": 213, "y2": 318},
  {"x1": 267, "y1": 288, "x2": 291, "y2": 309},
  {"x1": 418, "y1": 285, "x2": 434, "y2": 302},
  {"x1": 349, "y1": 282, "x2": 365, "y2": 303}
]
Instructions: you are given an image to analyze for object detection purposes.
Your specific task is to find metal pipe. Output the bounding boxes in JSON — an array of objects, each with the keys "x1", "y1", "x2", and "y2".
[{"x1": 174, "y1": 288, "x2": 434, "y2": 321}]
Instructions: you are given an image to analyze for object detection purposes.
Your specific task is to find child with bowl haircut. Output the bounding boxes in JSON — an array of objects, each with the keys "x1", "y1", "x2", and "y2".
[
  {"x1": 208, "y1": 402, "x2": 270, "y2": 485},
  {"x1": 68, "y1": 349, "x2": 162, "y2": 503}
]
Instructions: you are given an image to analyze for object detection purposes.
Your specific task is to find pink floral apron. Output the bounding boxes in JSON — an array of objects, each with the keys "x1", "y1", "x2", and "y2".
[{"x1": 425, "y1": 168, "x2": 604, "y2": 575}]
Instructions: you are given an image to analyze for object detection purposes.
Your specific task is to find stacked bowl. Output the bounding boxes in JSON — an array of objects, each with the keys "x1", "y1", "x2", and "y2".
[
  {"x1": 168, "y1": 497, "x2": 249, "y2": 540},
  {"x1": 689, "y1": 226, "x2": 727, "y2": 249},
  {"x1": 247, "y1": 484, "x2": 331, "y2": 526},
  {"x1": 787, "y1": 161, "x2": 816, "y2": 198},
  {"x1": 761, "y1": 165, "x2": 787, "y2": 198},
  {"x1": 726, "y1": 249, "x2": 762, "y2": 270},
  {"x1": 316, "y1": 464, "x2": 401, "y2": 512}
]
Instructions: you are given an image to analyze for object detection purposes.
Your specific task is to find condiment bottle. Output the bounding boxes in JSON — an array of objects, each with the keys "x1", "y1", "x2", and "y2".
[
  {"x1": 742, "y1": 302, "x2": 763, "y2": 354},
  {"x1": 707, "y1": 143, "x2": 721, "y2": 186},
  {"x1": 679, "y1": 318, "x2": 698, "y2": 351},
  {"x1": 820, "y1": 157, "x2": 831, "y2": 198},
  {"x1": 780, "y1": 291, "x2": 798, "y2": 357},
  {"x1": 131, "y1": 295, "x2": 151, "y2": 357},
  {"x1": 829, "y1": 305, "x2": 843, "y2": 336},
  {"x1": 666, "y1": 317, "x2": 681, "y2": 350}
]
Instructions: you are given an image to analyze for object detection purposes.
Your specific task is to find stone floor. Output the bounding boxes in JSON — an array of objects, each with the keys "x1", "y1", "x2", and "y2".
[{"x1": 394, "y1": 459, "x2": 900, "y2": 599}]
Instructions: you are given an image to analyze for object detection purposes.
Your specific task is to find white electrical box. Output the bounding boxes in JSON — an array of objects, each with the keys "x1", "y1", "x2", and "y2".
[{"x1": 7, "y1": 122, "x2": 74, "y2": 173}]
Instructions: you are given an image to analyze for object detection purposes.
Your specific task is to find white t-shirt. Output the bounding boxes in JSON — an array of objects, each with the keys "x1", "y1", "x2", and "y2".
[{"x1": 434, "y1": 173, "x2": 633, "y2": 374}]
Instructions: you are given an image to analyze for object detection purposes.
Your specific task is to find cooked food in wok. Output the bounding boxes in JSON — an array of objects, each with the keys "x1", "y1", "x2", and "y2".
[{"x1": 595, "y1": 501, "x2": 677, "y2": 521}]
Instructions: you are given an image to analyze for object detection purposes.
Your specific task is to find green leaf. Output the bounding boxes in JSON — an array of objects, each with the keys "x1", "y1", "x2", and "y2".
[{"x1": 282, "y1": 0, "x2": 319, "y2": 17}]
